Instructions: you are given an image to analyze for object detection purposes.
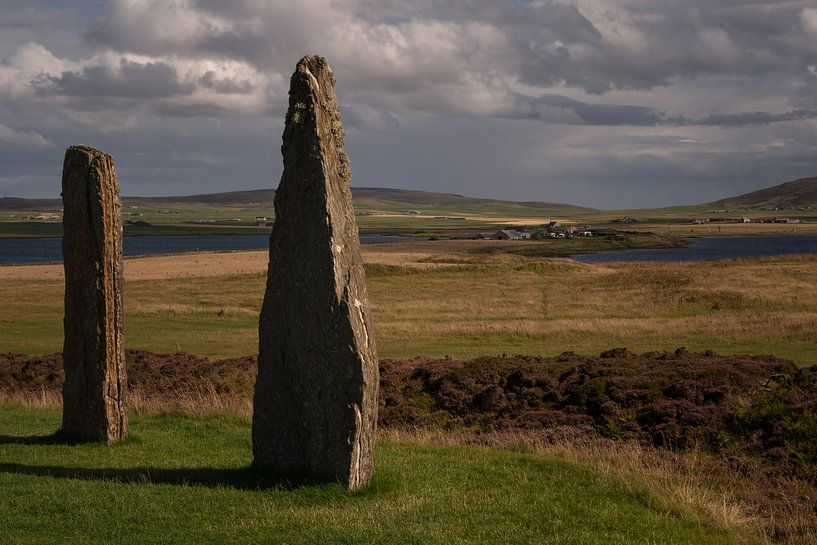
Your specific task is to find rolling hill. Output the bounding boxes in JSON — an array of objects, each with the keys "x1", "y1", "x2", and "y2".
[
  {"x1": 709, "y1": 176, "x2": 817, "y2": 209},
  {"x1": 0, "y1": 187, "x2": 593, "y2": 215},
  {"x1": 0, "y1": 197, "x2": 61, "y2": 211}
]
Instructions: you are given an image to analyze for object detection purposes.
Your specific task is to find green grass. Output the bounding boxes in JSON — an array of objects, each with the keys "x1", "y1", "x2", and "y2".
[
  {"x1": 510, "y1": 233, "x2": 687, "y2": 257},
  {"x1": 0, "y1": 222, "x2": 62, "y2": 238},
  {"x1": 709, "y1": 176, "x2": 817, "y2": 210},
  {"x1": 0, "y1": 405, "x2": 754, "y2": 545}
]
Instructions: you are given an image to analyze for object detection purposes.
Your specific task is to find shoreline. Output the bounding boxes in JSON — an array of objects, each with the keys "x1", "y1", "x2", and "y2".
[{"x1": 4, "y1": 232, "x2": 817, "y2": 267}]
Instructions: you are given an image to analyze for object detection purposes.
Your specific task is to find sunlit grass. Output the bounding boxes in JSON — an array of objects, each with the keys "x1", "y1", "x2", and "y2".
[
  {"x1": 1, "y1": 254, "x2": 816, "y2": 364},
  {"x1": 0, "y1": 406, "x2": 761, "y2": 545}
]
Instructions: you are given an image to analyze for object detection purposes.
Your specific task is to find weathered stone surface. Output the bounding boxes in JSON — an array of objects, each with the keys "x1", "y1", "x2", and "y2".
[
  {"x1": 253, "y1": 56, "x2": 378, "y2": 489},
  {"x1": 61, "y1": 145, "x2": 128, "y2": 443}
]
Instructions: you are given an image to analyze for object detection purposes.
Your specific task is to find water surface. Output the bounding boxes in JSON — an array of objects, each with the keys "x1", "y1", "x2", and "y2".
[
  {"x1": 573, "y1": 235, "x2": 817, "y2": 263},
  {"x1": 0, "y1": 234, "x2": 414, "y2": 266}
]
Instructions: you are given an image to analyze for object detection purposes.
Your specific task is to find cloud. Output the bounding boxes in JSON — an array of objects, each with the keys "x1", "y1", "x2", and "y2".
[
  {"x1": 198, "y1": 71, "x2": 254, "y2": 94},
  {"x1": 0, "y1": 39, "x2": 275, "y2": 125},
  {"x1": 63, "y1": 0, "x2": 817, "y2": 123},
  {"x1": 1, "y1": 0, "x2": 817, "y2": 206},
  {"x1": 342, "y1": 103, "x2": 400, "y2": 134},
  {"x1": 512, "y1": 94, "x2": 666, "y2": 126},
  {"x1": 695, "y1": 109, "x2": 817, "y2": 128},
  {"x1": 2, "y1": 0, "x2": 814, "y2": 126},
  {"x1": 0, "y1": 124, "x2": 48, "y2": 149},
  {"x1": 83, "y1": 0, "x2": 216, "y2": 57},
  {"x1": 800, "y1": 7, "x2": 817, "y2": 37},
  {"x1": 509, "y1": 93, "x2": 817, "y2": 128},
  {"x1": 40, "y1": 59, "x2": 194, "y2": 98}
]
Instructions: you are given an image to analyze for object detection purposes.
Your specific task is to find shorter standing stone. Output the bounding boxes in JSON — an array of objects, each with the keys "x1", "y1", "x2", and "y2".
[{"x1": 61, "y1": 145, "x2": 128, "y2": 443}]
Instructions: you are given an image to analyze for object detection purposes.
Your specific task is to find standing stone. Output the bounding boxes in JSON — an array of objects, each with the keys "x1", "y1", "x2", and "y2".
[
  {"x1": 253, "y1": 56, "x2": 378, "y2": 490},
  {"x1": 61, "y1": 145, "x2": 128, "y2": 443}
]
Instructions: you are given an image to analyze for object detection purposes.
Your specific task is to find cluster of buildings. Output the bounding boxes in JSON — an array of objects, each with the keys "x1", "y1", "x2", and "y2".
[
  {"x1": 756, "y1": 217, "x2": 802, "y2": 224},
  {"x1": 477, "y1": 221, "x2": 595, "y2": 241},
  {"x1": 21, "y1": 213, "x2": 61, "y2": 221}
]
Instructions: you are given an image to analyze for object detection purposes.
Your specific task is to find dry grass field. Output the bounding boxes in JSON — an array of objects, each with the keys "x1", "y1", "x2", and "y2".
[
  {"x1": 2, "y1": 241, "x2": 817, "y2": 544},
  {"x1": 1, "y1": 241, "x2": 816, "y2": 364}
]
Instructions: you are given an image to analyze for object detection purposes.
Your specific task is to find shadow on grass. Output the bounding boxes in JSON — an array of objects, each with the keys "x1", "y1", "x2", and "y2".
[
  {"x1": 0, "y1": 434, "x2": 392, "y2": 496},
  {"x1": 0, "y1": 461, "x2": 343, "y2": 491},
  {"x1": 0, "y1": 432, "x2": 76, "y2": 446}
]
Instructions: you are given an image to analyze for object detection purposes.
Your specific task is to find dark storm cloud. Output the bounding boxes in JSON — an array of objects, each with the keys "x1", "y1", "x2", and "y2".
[
  {"x1": 39, "y1": 60, "x2": 194, "y2": 99},
  {"x1": 187, "y1": 0, "x2": 816, "y2": 94},
  {"x1": 513, "y1": 94, "x2": 667, "y2": 126},
  {"x1": 695, "y1": 109, "x2": 817, "y2": 127},
  {"x1": 74, "y1": 0, "x2": 817, "y2": 117},
  {"x1": 2, "y1": 0, "x2": 817, "y2": 207},
  {"x1": 198, "y1": 71, "x2": 254, "y2": 94},
  {"x1": 510, "y1": 94, "x2": 817, "y2": 128},
  {"x1": 790, "y1": 72, "x2": 817, "y2": 109}
]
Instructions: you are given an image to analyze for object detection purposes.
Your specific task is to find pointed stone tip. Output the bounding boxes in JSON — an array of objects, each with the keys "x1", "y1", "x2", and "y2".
[
  {"x1": 296, "y1": 55, "x2": 332, "y2": 78},
  {"x1": 297, "y1": 54, "x2": 328, "y2": 66}
]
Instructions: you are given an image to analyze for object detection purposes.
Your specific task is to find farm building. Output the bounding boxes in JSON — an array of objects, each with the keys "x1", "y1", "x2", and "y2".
[{"x1": 492, "y1": 230, "x2": 531, "y2": 240}]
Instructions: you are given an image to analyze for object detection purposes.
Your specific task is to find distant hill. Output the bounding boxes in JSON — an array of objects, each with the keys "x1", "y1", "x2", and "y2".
[
  {"x1": 0, "y1": 187, "x2": 593, "y2": 215},
  {"x1": 348, "y1": 187, "x2": 592, "y2": 215},
  {"x1": 127, "y1": 189, "x2": 277, "y2": 206},
  {"x1": 0, "y1": 197, "x2": 61, "y2": 210},
  {"x1": 709, "y1": 177, "x2": 817, "y2": 209}
]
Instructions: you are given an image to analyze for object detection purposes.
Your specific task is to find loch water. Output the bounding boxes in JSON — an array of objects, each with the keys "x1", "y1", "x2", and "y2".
[
  {"x1": 0, "y1": 234, "x2": 414, "y2": 266},
  {"x1": 572, "y1": 235, "x2": 817, "y2": 263}
]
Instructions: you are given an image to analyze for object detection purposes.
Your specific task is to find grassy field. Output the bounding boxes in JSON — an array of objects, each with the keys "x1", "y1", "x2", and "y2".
[
  {"x1": 1, "y1": 242, "x2": 815, "y2": 364},
  {"x1": 5, "y1": 216, "x2": 817, "y2": 239},
  {"x1": 2, "y1": 236, "x2": 814, "y2": 544},
  {"x1": 626, "y1": 222, "x2": 817, "y2": 236},
  {"x1": 4, "y1": 187, "x2": 817, "y2": 240},
  {"x1": 0, "y1": 405, "x2": 765, "y2": 545}
]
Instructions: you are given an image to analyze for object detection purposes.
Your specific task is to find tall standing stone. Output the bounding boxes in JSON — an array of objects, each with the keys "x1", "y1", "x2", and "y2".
[
  {"x1": 253, "y1": 56, "x2": 379, "y2": 489},
  {"x1": 61, "y1": 145, "x2": 128, "y2": 443}
]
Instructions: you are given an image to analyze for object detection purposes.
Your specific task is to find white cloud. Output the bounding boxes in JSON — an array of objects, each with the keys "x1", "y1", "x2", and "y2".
[
  {"x1": 801, "y1": 7, "x2": 817, "y2": 37},
  {"x1": 2, "y1": 0, "x2": 815, "y2": 126}
]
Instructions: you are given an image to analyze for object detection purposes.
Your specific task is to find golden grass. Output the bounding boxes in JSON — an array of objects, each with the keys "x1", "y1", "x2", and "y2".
[
  {"x1": 382, "y1": 428, "x2": 815, "y2": 545},
  {"x1": 0, "y1": 387, "x2": 253, "y2": 418},
  {"x1": 1, "y1": 246, "x2": 816, "y2": 363}
]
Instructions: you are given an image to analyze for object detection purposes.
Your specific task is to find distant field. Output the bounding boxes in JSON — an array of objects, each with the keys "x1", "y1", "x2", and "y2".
[
  {"x1": 2, "y1": 242, "x2": 815, "y2": 364},
  {"x1": 4, "y1": 183, "x2": 816, "y2": 240},
  {"x1": 5, "y1": 216, "x2": 817, "y2": 240},
  {"x1": 627, "y1": 221, "x2": 817, "y2": 236},
  {"x1": 6, "y1": 204, "x2": 817, "y2": 238},
  {"x1": 0, "y1": 186, "x2": 588, "y2": 238},
  {"x1": 4, "y1": 193, "x2": 817, "y2": 242}
]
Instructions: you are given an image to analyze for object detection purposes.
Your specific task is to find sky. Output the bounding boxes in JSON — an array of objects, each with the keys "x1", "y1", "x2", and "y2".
[{"x1": 0, "y1": 0, "x2": 816, "y2": 208}]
